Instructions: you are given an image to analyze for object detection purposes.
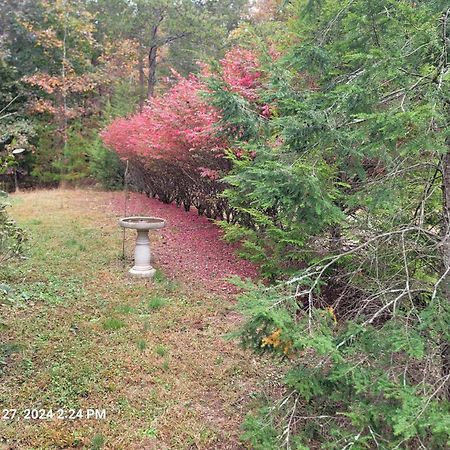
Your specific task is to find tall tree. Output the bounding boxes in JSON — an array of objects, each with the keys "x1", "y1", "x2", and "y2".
[
  {"x1": 0, "y1": 1, "x2": 37, "y2": 171},
  {"x1": 90, "y1": 0, "x2": 249, "y2": 107},
  {"x1": 19, "y1": 0, "x2": 97, "y2": 143}
]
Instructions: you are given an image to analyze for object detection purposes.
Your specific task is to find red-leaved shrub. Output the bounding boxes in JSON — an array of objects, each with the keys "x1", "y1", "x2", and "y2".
[{"x1": 102, "y1": 47, "x2": 263, "y2": 218}]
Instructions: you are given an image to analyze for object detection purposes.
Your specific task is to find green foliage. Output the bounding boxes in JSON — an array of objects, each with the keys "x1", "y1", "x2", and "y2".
[
  {"x1": 31, "y1": 122, "x2": 88, "y2": 184},
  {"x1": 5, "y1": 276, "x2": 84, "y2": 306},
  {"x1": 102, "y1": 317, "x2": 125, "y2": 331},
  {"x1": 88, "y1": 137, "x2": 124, "y2": 190},
  {"x1": 58, "y1": 123, "x2": 92, "y2": 183},
  {"x1": 236, "y1": 283, "x2": 450, "y2": 449},
  {"x1": 31, "y1": 121, "x2": 124, "y2": 188},
  {"x1": 148, "y1": 296, "x2": 167, "y2": 311},
  {"x1": 155, "y1": 344, "x2": 167, "y2": 357},
  {"x1": 90, "y1": 434, "x2": 105, "y2": 450},
  {"x1": 205, "y1": 0, "x2": 450, "y2": 448},
  {"x1": 104, "y1": 81, "x2": 141, "y2": 119},
  {"x1": 0, "y1": 192, "x2": 25, "y2": 264},
  {"x1": 242, "y1": 408, "x2": 280, "y2": 450},
  {"x1": 0, "y1": 51, "x2": 36, "y2": 186},
  {"x1": 136, "y1": 339, "x2": 147, "y2": 352},
  {"x1": 160, "y1": 0, "x2": 250, "y2": 78},
  {"x1": 86, "y1": 81, "x2": 137, "y2": 189},
  {"x1": 221, "y1": 145, "x2": 344, "y2": 278}
]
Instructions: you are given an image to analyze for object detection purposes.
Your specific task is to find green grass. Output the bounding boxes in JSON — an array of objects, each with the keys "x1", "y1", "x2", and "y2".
[
  {"x1": 115, "y1": 304, "x2": 135, "y2": 314},
  {"x1": 148, "y1": 295, "x2": 167, "y2": 310},
  {"x1": 90, "y1": 433, "x2": 105, "y2": 450},
  {"x1": 153, "y1": 269, "x2": 166, "y2": 283},
  {"x1": 102, "y1": 317, "x2": 126, "y2": 331},
  {"x1": 155, "y1": 344, "x2": 168, "y2": 357},
  {"x1": 0, "y1": 189, "x2": 266, "y2": 449},
  {"x1": 137, "y1": 339, "x2": 147, "y2": 352}
]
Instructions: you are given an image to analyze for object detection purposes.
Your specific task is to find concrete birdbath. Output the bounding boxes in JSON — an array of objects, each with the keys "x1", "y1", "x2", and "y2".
[{"x1": 119, "y1": 216, "x2": 166, "y2": 278}]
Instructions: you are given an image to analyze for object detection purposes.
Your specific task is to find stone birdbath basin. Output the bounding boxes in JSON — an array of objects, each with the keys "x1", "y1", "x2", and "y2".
[{"x1": 119, "y1": 216, "x2": 166, "y2": 278}]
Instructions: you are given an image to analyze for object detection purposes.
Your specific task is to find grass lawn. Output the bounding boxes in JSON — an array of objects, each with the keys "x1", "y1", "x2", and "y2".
[{"x1": 0, "y1": 189, "x2": 271, "y2": 449}]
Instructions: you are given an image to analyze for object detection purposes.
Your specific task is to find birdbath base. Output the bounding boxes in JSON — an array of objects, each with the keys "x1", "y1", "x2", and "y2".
[
  {"x1": 119, "y1": 216, "x2": 166, "y2": 279},
  {"x1": 129, "y1": 267, "x2": 156, "y2": 278}
]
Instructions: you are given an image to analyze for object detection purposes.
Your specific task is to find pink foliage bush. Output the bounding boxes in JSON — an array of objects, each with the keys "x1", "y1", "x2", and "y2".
[
  {"x1": 102, "y1": 47, "x2": 262, "y2": 165},
  {"x1": 220, "y1": 47, "x2": 262, "y2": 101},
  {"x1": 101, "y1": 47, "x2": 264, "y2": 218},
  {"x1": 102, "y1": 73, "x2": 224, "y2": 163}
]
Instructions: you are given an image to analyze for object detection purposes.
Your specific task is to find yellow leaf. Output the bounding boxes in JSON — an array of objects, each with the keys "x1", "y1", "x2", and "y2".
[{"x1": 326, "y1": 306, "x2": 337, "y2": 325}]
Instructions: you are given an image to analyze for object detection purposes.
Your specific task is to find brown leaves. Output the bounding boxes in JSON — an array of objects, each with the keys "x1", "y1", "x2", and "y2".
[{"x1": 23, "y1": 73, "x2": 98, "y2": 95}]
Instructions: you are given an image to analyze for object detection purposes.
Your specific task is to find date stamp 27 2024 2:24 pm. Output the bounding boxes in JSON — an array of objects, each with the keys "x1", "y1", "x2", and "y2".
[{"x1": 1, "y1": 408, "x2": 106, "y2": 421}]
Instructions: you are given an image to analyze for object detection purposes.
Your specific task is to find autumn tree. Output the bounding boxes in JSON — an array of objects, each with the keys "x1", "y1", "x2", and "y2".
[
  {"x1": 3, "y1": 0, "x2": 139, "y2": 183},
  {"x1": 20, "y1": 0, "x2": 98, "y2": 141}
]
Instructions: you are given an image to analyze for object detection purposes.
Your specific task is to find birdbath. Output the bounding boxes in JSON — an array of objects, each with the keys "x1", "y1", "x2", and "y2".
[{"x1": 119, "y1": 216, "x2": 166, "y2": 278}]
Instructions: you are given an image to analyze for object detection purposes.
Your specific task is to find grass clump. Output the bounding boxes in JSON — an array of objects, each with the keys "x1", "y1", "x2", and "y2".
[
  {"x1": 137, "y1": 339, "x2": 147, "y2": 352},
  {"x1": 155, "y1": 344, "x2": 167, "y2": 357},
  {"x1": 148, "y1": 296, "x2": 167, "y2": 311},
  {"x1": 102, "y1": 317, "x2": 125, "y2": 331},
  {"x1": 115, "y1": 304, "x2": 135, "y2": 314},
  {"x1": 90, "y1": 434, "x2": 105, "y2": 450}
]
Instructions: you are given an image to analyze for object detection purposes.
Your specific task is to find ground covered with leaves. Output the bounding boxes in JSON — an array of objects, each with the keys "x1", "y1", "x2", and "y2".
[
  {"x1": 109, "y1": 192, "x2": 258, "y2": 294},
  {"x1": 0, "y1": 189, "x2": 273, "y2": 450}
]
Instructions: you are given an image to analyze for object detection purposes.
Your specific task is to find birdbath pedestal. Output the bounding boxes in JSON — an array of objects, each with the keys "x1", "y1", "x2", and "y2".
[{"x1": 119, "y1": 216, "x2": 166, "y2": 278}]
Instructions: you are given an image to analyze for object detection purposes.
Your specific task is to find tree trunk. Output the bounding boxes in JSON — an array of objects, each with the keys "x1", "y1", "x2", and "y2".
[
  {"x1": 438, "y1": 7, "x2": 450, "y2": 399},
  {"x1": 440, "y1": 149, "x2": 450, "y2": 399},
  {"x1": 442, "y1": 151, "x2": 450, "y2": 278},
  {"x1": 148, "y1": 44, "x2": 157, "y2": 98},
  {"x1": 147, "y1": 23, "x2": 159, "y2": 99},
  {"x1": 138, "y1": 49, "x2": 145, "y2": 112}
]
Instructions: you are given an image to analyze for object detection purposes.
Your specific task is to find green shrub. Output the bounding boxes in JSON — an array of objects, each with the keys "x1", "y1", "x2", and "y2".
[
  {"x1": 0, "y1": 191, "x2": 25, "y2": 264},
  {"x1": 235, "y1": 274, "x2": 450, "y2": 449},
  {"x1": 88, "y1": 136, "x2": 124, "y2": 190}
]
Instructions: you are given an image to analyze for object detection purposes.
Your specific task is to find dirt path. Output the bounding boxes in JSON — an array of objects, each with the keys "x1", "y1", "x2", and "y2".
[{"x1": 0, "y1": 189, "x2": 267, "y2": 450}]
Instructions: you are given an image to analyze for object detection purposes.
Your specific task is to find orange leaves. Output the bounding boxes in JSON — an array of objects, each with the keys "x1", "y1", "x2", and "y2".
[
  {"x1": 18, "y1": 20, "x2": 63, "y2": 50},
  {"x1": 23, "y1": 74, "x2": 61, "y2": 94},
  {"x1": 23, "y1": 73, "x2": 98, "y2": 96},
  {"x1": 261, "y1": 308, "x2": 338, "y2": 358},
  {"x1": 261, "y1": 328, "x2": 282, "y2": 347},
  {"x1": 261, "y1": 328, "x2": 291, "y2": 355},
  {"x1": 27, "y1": 99, "x2": 57, "y2": 115},
  {"x1": 27, "y1": 99, "x2": 80, "y2": 119},
  {"x1": 65, "y1": 74, "x2": 98, "y2": 94},
  {"x1": 326, "y1": 306, "x2": 337, "y2": 325}
]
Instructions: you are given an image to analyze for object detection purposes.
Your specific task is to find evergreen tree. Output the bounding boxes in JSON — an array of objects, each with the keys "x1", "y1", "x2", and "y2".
[{"x1": 208, "y1": 0, "x2": 450, "y2": 447}]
